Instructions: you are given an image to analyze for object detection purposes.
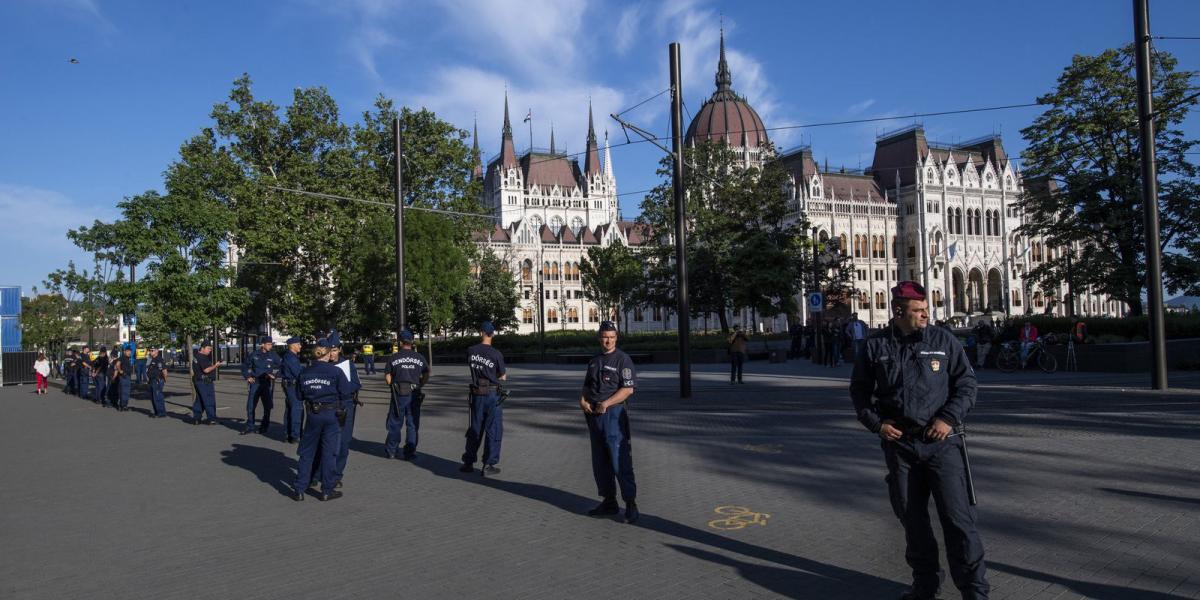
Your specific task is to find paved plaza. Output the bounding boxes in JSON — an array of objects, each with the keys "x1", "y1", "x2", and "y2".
[{"x1": 1, "y1": 360, "x2": 1198, "y2": 599}]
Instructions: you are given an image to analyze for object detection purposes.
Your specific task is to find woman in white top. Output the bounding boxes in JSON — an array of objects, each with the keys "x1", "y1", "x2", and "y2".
[{"x1": 34, "y1": 352, "x2": 51, "y2": 395}]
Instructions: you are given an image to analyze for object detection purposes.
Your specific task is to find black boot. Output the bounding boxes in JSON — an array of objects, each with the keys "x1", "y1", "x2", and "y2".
[{"x1": 587, "y1": 498, "x2": 620, "y2": 517}]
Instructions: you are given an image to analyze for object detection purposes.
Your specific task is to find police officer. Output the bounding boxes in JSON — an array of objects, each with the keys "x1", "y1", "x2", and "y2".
[
  {"x1": 581, "y1": 321, "x2": 639, "y2": 524},
  {"x1": 460, "y1": 321, "x2": 506, "y2": 476},
  {"x1": 850, "y1": 281, "x2": 990, "y2": 600},
  {"x1": 92, "y1": 346, "x2": 110, "y2": 405},
  {"x1": 328, "y1": 331, "x2": 361, "y2": 488},
  {"x1": 241, "y1": 335, "x2": 280, "y2": 435},
  {"x1": 115, "y1": 345, "x2": 134, "y2": 411},
  {"x1": 146, "y1": 347, "x2": 168, "y2": 418},
  {"x1": 281, "y1": 336, "x2": 306, "y2": 443},
  {"x1": 135, "y1": 344, "x2": 147, "y2": 385},
  {"x1": 192, "y1": 340, "x2": 223, "y2": 425},
  {"x1": 78, "y1": 346, "x2": 93, "y2": 400},
  {"x1": 106, "y1": 348, "x2": 122, "y2": 406},
  {"x1": 292, "y1": 336, "x2": 347, "y2": 502},
  {"x1": 384, "y1": 329, "x2": 429, "y2": 460},
  {"x1": 63, "y1": 350, "x2": 78, "y2": 395}
]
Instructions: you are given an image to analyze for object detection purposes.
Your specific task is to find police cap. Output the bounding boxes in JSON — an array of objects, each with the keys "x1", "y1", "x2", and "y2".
[
  {"x1": 285, "y1": 336, "x2": 303, "y2": 345},
  {"x1": 326, "y1": 330, "x2": 342, "y2": 347},
  {"x1": 399, "y1": 329, "x2": 415, "y2": 343},
  {"x1": 258, "y1": 335, "x2": 273, "y2": 345},
  {"x1": 315, "y1": 337, "x2": 331, "y2": 349},
  {"x1": 599, "y1": 320, "x2": 618, "y2": 333},
  {"x1": 891, "y1": 281, "x2": 927, "y2": 301},
  {"x1": 480, "y1": 321, "x2": 496, "y2": 335}
]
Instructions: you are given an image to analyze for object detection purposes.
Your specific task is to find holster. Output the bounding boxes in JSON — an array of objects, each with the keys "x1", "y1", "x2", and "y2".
[
  {"x1": 335, "y1": 406, "x2": 348, "y2": 427},
  {"x1": 393, "y1": 382, "x2": 413, "y2": 396},
  {"x1": 469, "y1": 383, "x2": 492, "y2": 396}
]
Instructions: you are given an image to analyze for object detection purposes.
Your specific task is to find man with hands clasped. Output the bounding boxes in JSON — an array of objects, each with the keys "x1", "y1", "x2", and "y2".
[{"x1": 580, "y1": 320, "x2": 639, "y2": 525}]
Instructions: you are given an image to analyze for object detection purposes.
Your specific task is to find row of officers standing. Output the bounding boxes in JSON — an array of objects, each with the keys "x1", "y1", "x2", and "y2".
[
  {"x1": 179, "y1": 320, "x2": 639, "y2": 521},
  {"x1": 61, "y1": 345, "x2": 171, "y2": 416}
]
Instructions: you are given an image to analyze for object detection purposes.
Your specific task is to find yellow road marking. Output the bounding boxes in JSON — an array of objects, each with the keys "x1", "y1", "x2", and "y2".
[{"x1": 708, "y1": 506, "x2": 770, "y2": 531}]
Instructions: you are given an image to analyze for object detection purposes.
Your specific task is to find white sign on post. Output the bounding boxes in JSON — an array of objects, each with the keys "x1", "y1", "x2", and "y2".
[{"x1": 808, "y1": 292, "x2": 824, "y2": 313}]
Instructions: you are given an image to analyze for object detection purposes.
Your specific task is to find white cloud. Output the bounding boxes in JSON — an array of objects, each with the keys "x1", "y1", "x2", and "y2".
[
  {"x1": 848, "y1": 99, "x2": 877, "y2": 115},
  {"x1": 0, "y1": 184, "x2": 118, "y2": 295},
  {"x1": 614, "y1": 4, "x2": 643, "y2": 55},
  {"x1": 37, "y1": 0, "x2": 117, "y2": 33},
  {"x1": 434, "y1": 0, "x2": 588, "y2": 83}
]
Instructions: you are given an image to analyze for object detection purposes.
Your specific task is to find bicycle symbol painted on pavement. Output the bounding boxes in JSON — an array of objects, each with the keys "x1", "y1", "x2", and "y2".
[{"x1": 707, "y1": 506, "x2": 770, "y2": 531}]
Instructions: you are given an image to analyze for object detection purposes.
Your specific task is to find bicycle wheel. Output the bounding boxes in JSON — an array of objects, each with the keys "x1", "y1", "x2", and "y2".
[
  {"x1": 1038, "y1": 350, "x2": 1058, "y2": 373},
  {"x1": 997, "y1": 350, "x2": 1019, "y2": 373}
]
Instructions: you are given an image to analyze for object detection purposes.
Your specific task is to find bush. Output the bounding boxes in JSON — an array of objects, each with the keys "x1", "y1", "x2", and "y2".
[
  {"x1": 1005, "y1": 314, "x2": 1200, "y2": 342},
  {"x1": 425, "y1": 329, "x2": 789, "y2": 356}
]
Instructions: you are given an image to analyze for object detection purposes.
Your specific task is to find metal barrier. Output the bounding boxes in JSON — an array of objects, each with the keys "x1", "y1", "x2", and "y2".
[{"x1": 1, "y1": 351, "x2": 38, "y2": 386}]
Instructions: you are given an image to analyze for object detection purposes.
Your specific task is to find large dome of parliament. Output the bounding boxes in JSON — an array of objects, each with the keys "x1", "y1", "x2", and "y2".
[{"x1": 685, "y1": 32, "x2": 769, "y2": 149}]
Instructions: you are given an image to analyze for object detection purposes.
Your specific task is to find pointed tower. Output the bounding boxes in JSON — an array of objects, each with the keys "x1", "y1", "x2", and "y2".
[
  {"x1": 684, "y1": 27, "x2": 769, "y2": 158},
  {"x1": 583, "y1": 101, "x2": 602, "y2": 179},
  {"x1": 500, "y1": 92, "x2": 518, "y2": 169},
  {"x1": 603, "y1": 130, "x2": 613, "y2": 179},
  {"x1": 472, "y1": 116, "x2": 483, "y2": 180},
  {"x1": 549, "y1": 123, "x2": 556, "y2": 154},
  {"x1": 715, "y1": 28, "x2": 733, "y2": 99}
]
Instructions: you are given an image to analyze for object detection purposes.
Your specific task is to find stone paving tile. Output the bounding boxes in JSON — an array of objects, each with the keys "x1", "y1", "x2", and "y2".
[{"x1": 3, "y1": 361, "x2": 1198, "y2": 599}]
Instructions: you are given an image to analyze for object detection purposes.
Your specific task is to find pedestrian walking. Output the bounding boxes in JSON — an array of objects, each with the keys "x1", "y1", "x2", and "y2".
[
  {"x1": 33, "y1": 352, "x2": 50, "y2": 395},
  {"x1": 845, "y1": 313, "x2": 868, "y2": 358},
  {"x1": 146, "y1": 347, "x2": 168, "y2": 418},
  {"x1": 850, "y1": 281, "x2": 990, "y2": 600},
  {"x1": 972, "y1": 320, "x2": 995, "y2": 368},
  {"x1": 241, "y1": 335, "x2": 280, "y2": 435},
  {"x1": 727, "y1": 325, "x2": 748, "y2": 384},
  {"x1": 581, "y1": 321, "x2": 639, "y2": 524},
  {"x1": 292, "y1": 336, "x2": 347, "y2": 502},
  {"x1": 383, "y1": 329, "x2": 429, "y2": 460},
  {"x1": 281, "y1": 336, "x2": 306, "y2": 444},
  {"x1": 460, "y1": 321, "x2": 506, "y2": 476},
  {"x1": 191, "y1": 340, "x2": 223, "y2": 425}
]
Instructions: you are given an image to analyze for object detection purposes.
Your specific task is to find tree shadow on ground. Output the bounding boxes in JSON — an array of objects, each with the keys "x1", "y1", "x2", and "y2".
[
  {"x1": 220, "y1": 443, "x2": 295, "y2": 497},
  {"x1": 410, "y1": 452, "x2": 902, "y2": 595},
  {"x1": 991, "y1": 562, "x2": 1189, "y2": 600},
  {"x1": 667, "y1": 544, "x2": 899, "y2": 599}
]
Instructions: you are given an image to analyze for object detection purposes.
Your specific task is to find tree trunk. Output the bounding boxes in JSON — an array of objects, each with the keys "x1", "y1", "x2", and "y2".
[{"x1": 717, "y1": 303, "x2": 729, "y2": 334}]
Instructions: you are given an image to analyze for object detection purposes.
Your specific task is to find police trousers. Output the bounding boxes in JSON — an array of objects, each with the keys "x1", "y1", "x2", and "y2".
[
  {"x1": 883, "y1": 436, "x2": 990, "y2": 599},
  {"x1": 117, "y1": 377, "x2": 131, "y2": 409},
  {"x1": 245, "y1": 378, "x2": 274, "y2": 431},
  {"x1": 94, "y1": 376, "x2": 109, "y2": 405},
  {"x1": 78, "y1": 372, "x2": 91, "y2": 398},
  {"x1": 462, "y1": 393, "x2": 502, "y2": 466},
  {"x1": 385, "y1": 393, "x2": 420, "y2": 455},
  {"x1": 295, "y1": 407, "x2": 341, "y2": 493},
  {"x1": 333, "y1": 400, "x2": 356, "y2": 481},
  {"x1": 192, "y1": 381, "x2": 218, "y2": 422},
  {"x1": 282, "y1": 383, "x2": 303, "y2": 439},
  {"x1": 586, "y1": 404, "x2": 636, "y2": 503},
  {"x1": 150, "y1": 379, "x2": 166, "y2": 416}
]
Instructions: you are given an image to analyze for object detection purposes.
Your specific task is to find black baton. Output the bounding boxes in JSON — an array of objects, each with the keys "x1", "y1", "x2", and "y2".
[{"x1": 952, "y1": 427, "x2": 978, "y2": 506}]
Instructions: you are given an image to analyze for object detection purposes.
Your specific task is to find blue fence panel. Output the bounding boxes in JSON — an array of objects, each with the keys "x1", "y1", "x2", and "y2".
[
  {"x1": 1, "y1": 316, "x2": 21, "y2": 352},
  {"x1": 0, "y1": 286, "x2": 20, "y2": 317}
]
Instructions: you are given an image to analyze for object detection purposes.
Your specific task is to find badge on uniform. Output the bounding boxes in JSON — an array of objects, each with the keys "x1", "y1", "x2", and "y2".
[
  {"x1": 930, "y1": 359, "x2": 941, "y2": 372},
  {"x1": 622, "y1": 368, "x2": 632, "y2": 379}
]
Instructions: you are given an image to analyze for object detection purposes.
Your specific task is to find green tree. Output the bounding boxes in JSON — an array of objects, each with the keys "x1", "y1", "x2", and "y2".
[
  {"x1": 580, "y1": 240, "x2": 642, "y2": 332},
  {"x1": 637, "y1": 141, "x2": 810, "y2": 332},
  {"x1": 1019, "y1": 45, "x2": 1199, "y2": 315},
  {"x1": 19, "y1": 291, "x2": 74, "y2": 352},
  {"x1": 452, "y1": 250, "x2": 520, "y2": 333}
]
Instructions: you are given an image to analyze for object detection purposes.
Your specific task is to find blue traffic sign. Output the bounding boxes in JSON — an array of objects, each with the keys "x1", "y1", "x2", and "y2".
[{"x1": 808, "y1": 292, "x2": 824, "y2": 312}]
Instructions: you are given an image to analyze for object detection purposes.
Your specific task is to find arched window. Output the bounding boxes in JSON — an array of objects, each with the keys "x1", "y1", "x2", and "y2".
[
  {"x1": 973, "y1": 210, "x2": 982, "y2": 235},
  {"x1": 547, "y1": 308, "x2": 559, "y2": 323},
  {"x1": 588, "y1": 307, "x2": 599, "y2": 322},
  {"x1": 567, "y1": 308, "x2": 579, "y2": 323},
  {"x1": 522, "y1": 309, "x2": 533, "y2": 324},
  {"x1": 570, "y1": 216, "x2": 585, "y2": 236},
  {"x1": 551, "y1": 261, "x2": 560, "y2": 280},
  {"x1": 543, "y1": 261, "x2": 551, "y2": 280},
  {"x1": 550, "y1": 216, "x2": 564, "y2": 231},
  {"x1": 839, "y1": 234, "x2": 848, "y2": 254},
  {"x1": 875, "y1": 291, "x2": 886, "y2": 309},
  {"x1": 955, "y1": 208, "x2": 964, "y2": 235},
  {"x1": 521, "y1": 259, "x2": 533, "y2": 282},
  {"x1": 853, "y1": 235, "x2": 863, "y2": 258}
]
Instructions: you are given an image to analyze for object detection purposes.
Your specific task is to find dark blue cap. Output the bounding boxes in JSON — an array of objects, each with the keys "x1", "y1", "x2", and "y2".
[
  {"x1": 285, "y1": 336, "x2": 302, "y2": 345},
  {"x1": 199, "y1": 340, "x2": 212, "y2": 348},
  {"x1": 327, "y1": 330, "x2": 342, "y2": 347},
  {"x1": 315, "y1": 337, "x2": 331, "y2": 349},
  {"x1": 399, "y1": 329, "x2": 415, "y2": 342},
  {"x1": 599, "y1": 320, "x2": 618, "y2": 332},
  {"x1": 480, "y1": 321, "x2": 495, "y2": 335},
  {"x1": 258, "y1": 335, "x2": 273, "y2": 345}
]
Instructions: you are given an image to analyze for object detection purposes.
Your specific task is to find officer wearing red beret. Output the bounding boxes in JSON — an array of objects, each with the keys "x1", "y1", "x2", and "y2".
[{"x1": 850, "y1": 281, "x2": 990, "y2": 600}]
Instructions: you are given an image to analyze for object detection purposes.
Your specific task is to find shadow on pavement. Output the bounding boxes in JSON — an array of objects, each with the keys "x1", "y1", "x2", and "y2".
[
  {"x1": 220, "y1": 443, "x2": 296, "y2": 497},
  {"x1": 991, "y1": 562, "x2": 1189, "y2": 600},
  {"x1": 410, "y1": 452, "x2": 901, "y2": 595},
  {"x1": 1097, "y1": 487, "x2": 1200, "y2": 506},
  {"x1": 666, "y1": 544, "x2": 898, "y2": 599}
]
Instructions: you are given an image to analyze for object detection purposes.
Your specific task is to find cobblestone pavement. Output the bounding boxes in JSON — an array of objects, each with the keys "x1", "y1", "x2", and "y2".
[{"x1": 1, "y1": 359, "x2": 1197, "y2": 599}]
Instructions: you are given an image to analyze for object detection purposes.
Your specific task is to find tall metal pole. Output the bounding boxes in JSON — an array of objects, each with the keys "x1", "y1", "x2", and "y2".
[
  {"x1": 1134, "y1": 0, "x2": 1168, "y2": 390},
  {"x1": 669, "y1": 43, "x2": 691, "y2": 398},
  {"x1": 538, "y1": 267, "x2": 546, "y2": 362},
  {"x1": 394, "y1": 117, "x2": 407, "y2": 338}
]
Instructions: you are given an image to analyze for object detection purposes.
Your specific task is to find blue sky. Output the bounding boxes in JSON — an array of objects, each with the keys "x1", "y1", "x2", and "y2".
[{"x1": 2, "y1": 0, "x2": 1198, "y2": 297}]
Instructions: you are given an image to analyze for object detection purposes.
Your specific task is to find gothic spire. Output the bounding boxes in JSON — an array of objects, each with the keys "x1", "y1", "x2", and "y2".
[
  {"x1": 500, "y1": 92, "x2": 517, "y2": 168},
  {"x1": 472, "y1": 115, "x2": 483, "y2": 179},
  {"x1": 584, "y1": 101, "x2": 601, "y2": 176},
  {"x1": 502, "y1": 91, "x2": 513, "y2": 139},
  {"x1": 550, "y1": 123, "x2": 556, "y2": 154},
  {"x1": 715, "y1": 28, "x2": 733, "y2": 93}
]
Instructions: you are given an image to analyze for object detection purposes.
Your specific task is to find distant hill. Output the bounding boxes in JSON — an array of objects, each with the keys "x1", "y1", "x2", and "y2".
[{"x1": 1166, "y1": 295, "x2": 1200, "y2": 310}]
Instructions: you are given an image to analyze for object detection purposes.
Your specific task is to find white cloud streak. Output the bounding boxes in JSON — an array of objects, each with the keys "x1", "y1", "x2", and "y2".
[{"x1": 0, "y1": 183, "x2": 118, "y2": 294}]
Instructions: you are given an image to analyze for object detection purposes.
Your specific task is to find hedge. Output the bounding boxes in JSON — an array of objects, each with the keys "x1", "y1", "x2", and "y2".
[{"x1": 1000, "y1": 314, "x2": 1200, "y2": 342}]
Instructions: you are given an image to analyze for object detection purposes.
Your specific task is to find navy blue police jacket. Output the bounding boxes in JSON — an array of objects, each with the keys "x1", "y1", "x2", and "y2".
[
  {"x1": 583, "y1": 349, "x2": 637, "y2": 403},
  {"x1": 386, "y1": 349, "x2": 428, "y2": 386},
  {"x1": 147, "y1": 355, "x2": 166, "y2": 381},
  {"x1": 850, "y1": 322, "x2": 977, "y2": 433},
  {"x1": 242, "y1": 350, "x2": 280, "y2": 379},
  {"x1": 192, "y1": 354, "x2": 214, "y2": 382},
  {"x1": 297, "y1": 360, "x2": 349, "y2": 405},
  {"x1": 467, "y1": 343, "x2": 505, "y2": 386},
  {"x1": 281, "y1": 351, "x2": 304, "y2": 383}
]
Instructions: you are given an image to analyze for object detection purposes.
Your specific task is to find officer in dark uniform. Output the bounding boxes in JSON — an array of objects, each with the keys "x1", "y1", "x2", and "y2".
[
  {"x1": 384, "y1": 329, "x2": 429, "y2": 460},
  {"x1": 328, "y1": 331, "x2": 361, "y2": 488},
  {"x1": 850, "y1": 281, "x2": 990, "y2": 600},
  {"x1": 92, "y1": 346, "x2": 110, "y2": 405},
  {"x1": 192, "y1": 340, "x2": 223, "y2": 425},
  {"x1": 281, "y1": 336, "x2": 306, "y2": 443},
  {"x1": 460, "y1": 321, "x2": 506, "y2": 475},
  {"x1": 581, "y1": 321, "x2": 639, "y2": 524},
  {"x1": 241, "y1": 335, "x2": 280, "y2": 435},
  {"x1": 292, "y1": 336, "x2": 347, "y2": 502},
  {"x1": 105, "y1": 349, "x2": 121, "y2": 406},
  {"x1": 146, "y1": 347, "x2": 168, "y2": 418},
  {"x1": 78, "y1": 346, "x2": 93, "y2": 399},
  {"x1": 115, "y1": 345, "x2": 134, "y2": 411},
  {"x1": 63, "y1": 350, "x2": 78, "y2": 395}
]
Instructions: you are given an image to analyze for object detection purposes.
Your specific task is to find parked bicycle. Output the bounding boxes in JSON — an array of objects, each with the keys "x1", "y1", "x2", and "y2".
[{"x1": 996, "y1": 338, "x2": 1058, "y2": 373}]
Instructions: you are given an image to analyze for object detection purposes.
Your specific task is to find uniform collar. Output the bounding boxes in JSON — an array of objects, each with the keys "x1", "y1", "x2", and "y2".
[{"x1": 889, "y1": 320, "x2": 926, "y2": 343}]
